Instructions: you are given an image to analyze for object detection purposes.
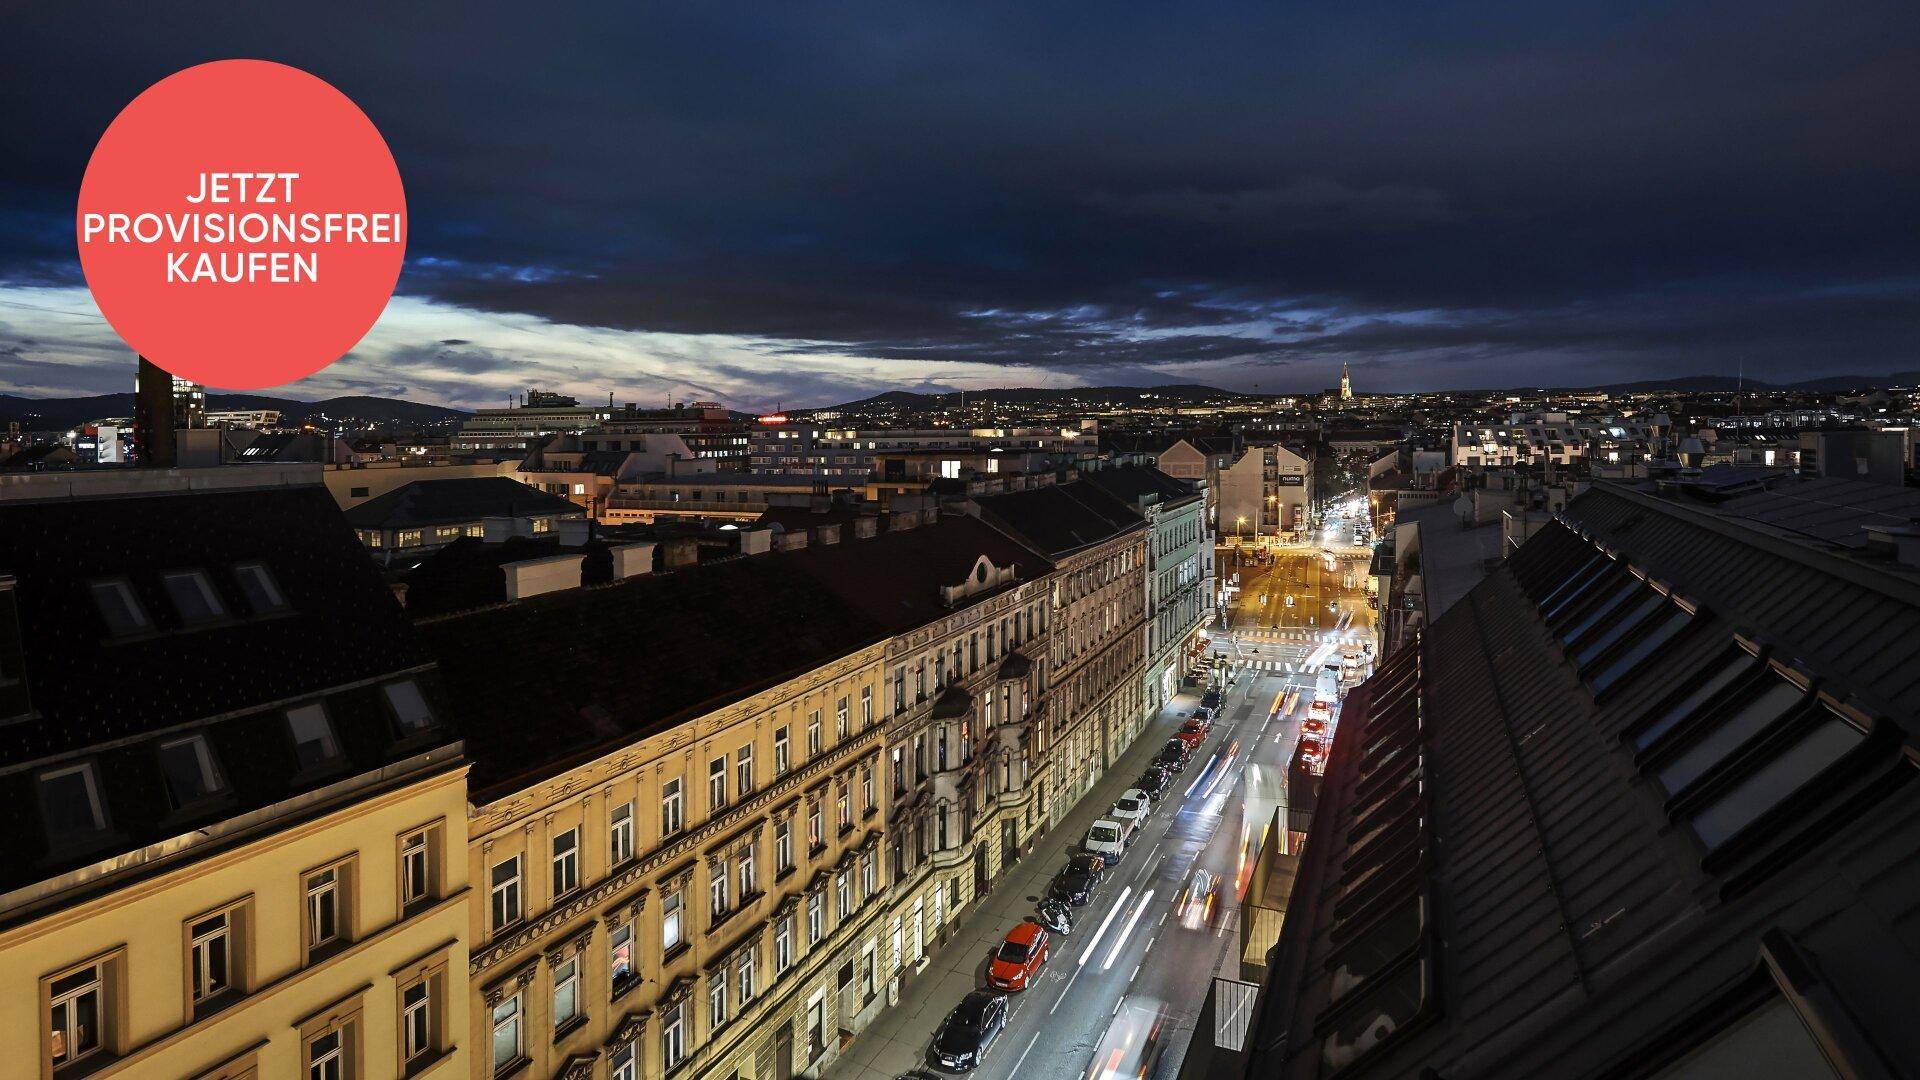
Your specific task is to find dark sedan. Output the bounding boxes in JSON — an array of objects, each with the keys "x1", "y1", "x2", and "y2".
[
  {"x1": 930, "y1": 990, "x2": 1009, "y2": 1071},
  {"x1": 1051, "y1": 852, "x2": 1106, "y2": 905},
  {"x1": 1155, "y1": 739, "x2": 1188, "y2": 772},
  {"x1": 1137, "y1": 766, "x2": 1172, "y2": 800}
]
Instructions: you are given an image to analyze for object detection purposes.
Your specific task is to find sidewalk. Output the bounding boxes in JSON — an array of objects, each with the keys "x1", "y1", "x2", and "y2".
[{"x1": 825, "y1": 691, "x2": 1203, "y2": 1080}]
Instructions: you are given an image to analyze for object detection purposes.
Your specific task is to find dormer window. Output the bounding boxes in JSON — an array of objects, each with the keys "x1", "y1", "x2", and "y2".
[
  {"x1": 39, "y1": 762, "x2": 107, "y2": 838},
  {"x1": 286, "y1": 704, "x2": 342, "y2": 770},
  {"x1": 232, "y1": 562, "x2": 287, "y2": 614},
  {"x1": 89, "y1": 579, "x2": 150, "y2": 637},
  {"x1": 157, "y1": 734, "x2": 226, "y2": 808},
  {"x1": 382, "y1": 679, "x2": 436, "y2": 734},
  {"x1": 162, "y1": 570, "x2": 226, "y2": 624}
]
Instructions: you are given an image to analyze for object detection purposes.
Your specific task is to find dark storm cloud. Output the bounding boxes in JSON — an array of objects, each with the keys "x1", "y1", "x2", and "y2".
[{"x1": 3, "y1": 0, "x2": 1918, "y2": 400}]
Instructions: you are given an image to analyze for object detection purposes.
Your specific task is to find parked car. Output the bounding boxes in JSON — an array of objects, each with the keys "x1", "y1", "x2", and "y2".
[
  {"x1": 1201, "y1": 689, "x2": 1223, "y2": 712},
  {"x1": 931, "y1": 990, "x2": 1009, "y2": 1071},
  {"x1": 1176, "y1": 719, "x2": 1207, "y2": 749},
  {"x1": 1155, "y1": 741, "x2": 1187, "y2": 773},
  {"x1": 1112, "y1": 789, "x2": 1150, "y2": 830},
  {"x1": 1052, "y1": 853, "x2": 1106, "y2": 905},
  {"x1": 1299, "y1": 737, "x2": 1328, "y2": 765},
  {"x1": 1136, "y1": 766, "x2": 1172, "y2": 800},
  {"x1": 1085, "y1": 819, "x2": 1127, "y2": 865},
  {"x1": 987, "y1": 922, "x2": 1051, "y2": 991}
]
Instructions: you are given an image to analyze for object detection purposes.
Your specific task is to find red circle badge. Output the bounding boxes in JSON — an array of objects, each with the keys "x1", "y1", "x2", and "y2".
[{"x1": 75, "y1": 60, "x2": 407, "y2": 389}]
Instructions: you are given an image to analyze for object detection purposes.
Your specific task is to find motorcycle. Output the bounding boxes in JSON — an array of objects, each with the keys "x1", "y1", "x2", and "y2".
[{"x1": 1036, "y1": 900, "x2": 1073, "y2": 935}]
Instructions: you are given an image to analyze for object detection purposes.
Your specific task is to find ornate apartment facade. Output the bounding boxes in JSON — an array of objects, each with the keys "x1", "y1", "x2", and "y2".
[
  {"x1": 415, "y1": 509, "x2": 1059, "y2": 1080},
  {"x1": 974, "y1": 479, "x2": 1153, "y2": 830}
]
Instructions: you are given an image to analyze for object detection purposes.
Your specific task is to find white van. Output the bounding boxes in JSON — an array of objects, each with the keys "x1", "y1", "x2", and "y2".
[{"x1": 1085, "y1": 819, "x2": 1126, "y2": 865}]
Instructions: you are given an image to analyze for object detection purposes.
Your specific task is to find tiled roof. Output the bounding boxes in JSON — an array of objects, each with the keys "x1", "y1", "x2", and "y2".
[
  {"x1": 783, "y1": 514, "x2": 1050, "y2": 633},
  {"x1": 0, "y1": 484, "x2": 457, "y2": 898},
  {"x1": 1077, "y1": 464, "x2": 1201, "y2": 508},
  {"x1": 343, "y1": 476, "x2": 583, "y2": 529},
  {"x1": 974, "y1": 479, "x2": 1144, "y2": 557},
  {"x1": 417, "y1": 513, "x2": 1050, "y2": 799},
  {"x1": 1246, "y1": 482, "x2": 1920, "y2": 1076}
]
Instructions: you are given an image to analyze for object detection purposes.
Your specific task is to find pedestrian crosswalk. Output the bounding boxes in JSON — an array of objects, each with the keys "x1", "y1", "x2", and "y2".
[{"x1": 1231, "y1": 627, "x2": 1370, "y2": 644}]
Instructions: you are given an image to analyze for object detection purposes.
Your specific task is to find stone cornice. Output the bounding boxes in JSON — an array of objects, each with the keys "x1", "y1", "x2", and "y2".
[{"x1": 470, "y1": 721, "x2": 885, "y2": 977}]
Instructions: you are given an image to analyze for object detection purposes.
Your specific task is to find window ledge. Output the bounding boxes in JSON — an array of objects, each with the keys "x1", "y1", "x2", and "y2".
[
  {"x1": 403, "y1": 1048, "x2": 455, "y2": 1079},
  {"x1": 491, "y1": 1055, "x2": 533, "y2": 1080},
  {"x1": 552, "y1": 1013, "x2": 590, "y2": 1044},
  {"x1": 611, "y1": 973, "x2": 643, "y2": 1003},
  {"x1": 661, "y1": 941, "x2": 692, "y2": 966}
]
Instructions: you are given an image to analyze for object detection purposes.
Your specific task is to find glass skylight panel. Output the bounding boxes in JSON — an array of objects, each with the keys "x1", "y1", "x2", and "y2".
[
  {"x1": 1557, "y1": 574, "x2": 1641, "y2": 643},
  {"x1": 1539, "y1": 556, "x2": 1614, "y2": 622},
  {"x1": 1634, "y1": 650, "x2": 1761, "y2": 750},
  {"x1": 1326, "y1": 895, "x2": 1424, "y2": 1003},
  {"x1": 1691, "y1": 715, "x2": 1865, "y2": 849},
  {"x1": 384, "y1": 679, "x2": 437, "y2": 732},
  {"x1": 157, "y1": 735, "x2": 225, "y2": 807},
  {"x1": 1590, "y1": 605, "x2": 1692, "y2": 695},
  {"x1": 233, "y1": 562, "x2": 287, "y2": 613},
  {"x1": 39, "y1": 764, "x2": 106, "y2": 835},
  {"x1": 1320, "y1": 956, "x2": 1425, "y2": 1072},
  {"x1": 1572, "y1": 590, "x2": 1669, "y2": 668},
  {"x1": 162, "y1": 570, "x2": 226, "y2": 624},
  {"x1": 1657, "y1": 678, "x2": 1805, "y2": 795},
  {"x1": 89, "y1": 579, "x2": 150, "y2": 636},
  {"x1": 286, "y1": 704, "x2": 342, "y2": 769}
]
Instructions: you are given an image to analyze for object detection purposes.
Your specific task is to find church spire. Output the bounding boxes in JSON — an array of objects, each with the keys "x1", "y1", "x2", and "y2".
[{"x1": 1340, "y1": 361, "x2": 1353, "y2": 401}]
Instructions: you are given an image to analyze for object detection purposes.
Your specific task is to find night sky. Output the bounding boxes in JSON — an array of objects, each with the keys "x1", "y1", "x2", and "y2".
[{"x1": 3, "y1": 1, "x2": 1917, "y2": 410}]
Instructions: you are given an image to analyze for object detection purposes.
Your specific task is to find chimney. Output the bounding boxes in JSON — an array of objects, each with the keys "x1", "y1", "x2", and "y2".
[
  {"x1": 739, "y1": 527, "x2": 774, "y2": 556},
  {"x1": 482, "y1": 515, "x2": 524, "y2": 543},
  {"x1": 813, "y1": 523, "x2": 842, "y2": 546},
  {"x1": 1863, "y1": 524, "x2": 1920, "y2": 568},
  {"x1": 611, "y1": 541, "x2": 657, "y2": 579},
  {"x1": 662, "y1": 536, "x2": 701, "y2": 568},
  {"x1": 852, "y1": 516, "x2": 878, "y2": 540},
  {"x1": 503, "y1": 553, "x2": 585, "y2": 599},
  {"x1": 134, "y1": 356, "x2": 176, "y2": 467}
]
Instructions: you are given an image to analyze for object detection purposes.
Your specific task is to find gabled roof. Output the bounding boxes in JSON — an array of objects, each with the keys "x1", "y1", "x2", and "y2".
[
  {"x1": 1077, "y1": 464, "x2": 1202, "y2": 509},
  {"x1": 782, "y1": 513, "x2": 1050, "y2": 634},
  {"x1": 0, "y1": 483, "x2": 457, "y2": 899},
  {"x1": 974, "y1": 479, "x2": 1145, "y2": 558},
  {"x1": 342, "y1": 475, "x2": 583, "y2": 530},
  {"x1": 413, "y1": 511, "x2": 1046, "y2": 801},
  {"x1": 1246, "y1": 482, "x2": 1920, "y2": 1077}
]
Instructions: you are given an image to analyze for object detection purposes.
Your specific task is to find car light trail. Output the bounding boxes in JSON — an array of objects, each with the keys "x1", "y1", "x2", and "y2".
[
  {"x1": 1102, "y1": 890, "x2": 1155, "y2": 970},
  {"x1": 1078, "y1": 886, "x2": 1132, "y2": 965}
]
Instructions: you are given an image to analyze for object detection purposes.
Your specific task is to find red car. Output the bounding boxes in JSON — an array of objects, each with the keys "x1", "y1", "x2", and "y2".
[
  {"x1": 987, "y1": 922, "x2": 1050, "y2": 991},
  {"x1": 1300, "y1": 716, "x2": 1327, "y2": 736},
  {"x1": 1175, "y1": 719, "x2": 1207, "y2": 749}
]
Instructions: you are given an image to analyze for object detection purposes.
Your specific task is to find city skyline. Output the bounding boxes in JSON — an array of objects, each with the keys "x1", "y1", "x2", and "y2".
[{"x1": 6, "y1": 0, "x2": 1920, "y2": 410}]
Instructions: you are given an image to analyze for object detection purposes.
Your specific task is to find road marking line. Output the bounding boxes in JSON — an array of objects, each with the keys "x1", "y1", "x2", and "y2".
[{"x1": 1010, "y1": 1033, "x2": 1040, "y2": 1075}]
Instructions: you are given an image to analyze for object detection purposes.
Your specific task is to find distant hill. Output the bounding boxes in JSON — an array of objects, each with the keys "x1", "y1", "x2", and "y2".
[
  {"x1": 0, "y1": 392, "x2": 469, "y2": 430},
  {"x1": 820, "y1": 383, "x2": 1243, "y2": 413},
  {"x1": 1576, "y1": 372, "x2": 1920, "y2": 394}
]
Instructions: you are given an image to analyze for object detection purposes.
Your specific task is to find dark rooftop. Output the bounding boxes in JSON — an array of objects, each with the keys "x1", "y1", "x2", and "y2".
[
  {"x1": 1077, "y1": 463, "x2": 1202, "y2": 508},
  {"x1": 1244, "y1": 480, "x2": 1920, "y2": 1076},
  {"x1": 416, "y1": 512, "x2": 1048, "y2": 800},
  {"x1": 974, "y1": 478, "x2": 1145, "y2": 558},
  {"x1": 343, "y1": 475, "x2": 585, "y2": 530},
  {"x1": 0, "y1": 481, "x2": 459, "y2": 903}
]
